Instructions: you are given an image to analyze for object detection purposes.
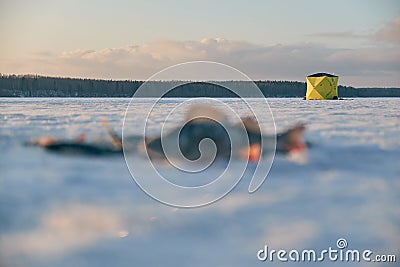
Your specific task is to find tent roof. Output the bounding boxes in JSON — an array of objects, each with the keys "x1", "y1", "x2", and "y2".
[{"x1": 307, "y1": 72, "x2": 338, "y2": 77}]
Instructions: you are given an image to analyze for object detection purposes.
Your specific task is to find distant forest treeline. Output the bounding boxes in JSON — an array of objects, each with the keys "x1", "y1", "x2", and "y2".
[{"x1": 1, "y1": 74, "x2": 399, "y2": 97}]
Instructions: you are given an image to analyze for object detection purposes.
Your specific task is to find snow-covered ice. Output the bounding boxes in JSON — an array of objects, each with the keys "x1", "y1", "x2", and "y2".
[{"x1": 0, "y1": 98, "x2": 399, "y2": 266}]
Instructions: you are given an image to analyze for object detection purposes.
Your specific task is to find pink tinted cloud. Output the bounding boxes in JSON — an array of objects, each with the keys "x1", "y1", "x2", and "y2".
[
  {"x1": 375, "y1": 16, "x2": 400, "y2": 45},
  {"x1": 1, "y1": 37, "x2": 399, "y2": 87}
]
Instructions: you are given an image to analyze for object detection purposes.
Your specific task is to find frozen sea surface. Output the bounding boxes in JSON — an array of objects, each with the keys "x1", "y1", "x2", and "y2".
[{"x1": 0, "y1": 98, "x2": 399, "y2": 267}]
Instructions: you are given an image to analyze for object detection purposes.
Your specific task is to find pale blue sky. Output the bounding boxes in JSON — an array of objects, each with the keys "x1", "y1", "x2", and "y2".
[{"x1": 1, "y1": 0, "x2": 399, "y2": 86}]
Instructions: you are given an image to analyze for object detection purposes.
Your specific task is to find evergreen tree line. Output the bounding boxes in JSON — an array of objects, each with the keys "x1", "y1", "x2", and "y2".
[{"x1": 0, "y1": 74, "x2": 399, "y2": 97}]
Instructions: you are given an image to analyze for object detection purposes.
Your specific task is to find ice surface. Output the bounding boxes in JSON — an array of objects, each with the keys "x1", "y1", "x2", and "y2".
[{"x1": 0, "y1": 98, "x2": 399, "y2": 267}]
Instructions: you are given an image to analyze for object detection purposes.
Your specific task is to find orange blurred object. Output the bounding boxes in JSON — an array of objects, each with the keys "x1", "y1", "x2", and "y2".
[{"x1": 240, "y1": 143, "x2": 261, "y2": 162}]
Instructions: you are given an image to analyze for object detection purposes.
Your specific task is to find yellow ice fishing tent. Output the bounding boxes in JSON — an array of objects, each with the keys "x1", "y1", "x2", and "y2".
[{"x1": 306, "y1": 73, "x2": 339, "y2": 100}]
